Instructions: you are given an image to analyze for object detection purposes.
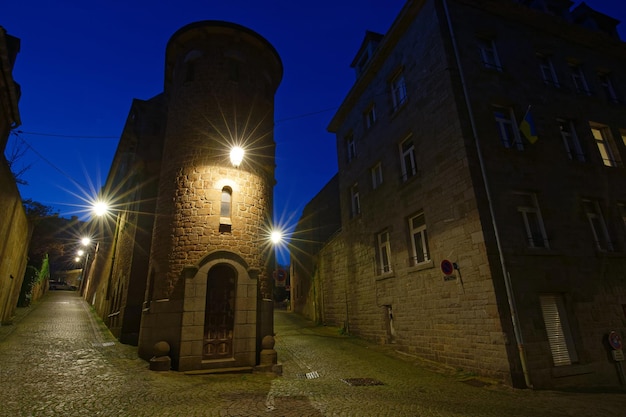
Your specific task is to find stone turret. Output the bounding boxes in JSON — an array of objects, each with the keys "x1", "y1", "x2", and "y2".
[{"x1": 138, "y1": 21, "x2": 282, "y2": 372}]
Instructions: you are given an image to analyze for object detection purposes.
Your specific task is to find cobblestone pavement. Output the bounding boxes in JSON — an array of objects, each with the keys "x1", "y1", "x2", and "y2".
[{"x1": 1, "y1": 291, "x2": 625, "y2": 416}]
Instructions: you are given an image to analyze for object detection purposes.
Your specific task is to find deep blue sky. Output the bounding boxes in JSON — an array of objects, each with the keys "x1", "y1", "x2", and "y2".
[{"x1": 4, "y1": 1, "x2": 625, "y2": 235}]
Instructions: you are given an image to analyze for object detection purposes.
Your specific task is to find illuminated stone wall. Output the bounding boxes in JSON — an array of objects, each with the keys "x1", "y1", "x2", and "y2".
[{"x1": 138, "y1": 21, "x2": 282, "y2": 370}]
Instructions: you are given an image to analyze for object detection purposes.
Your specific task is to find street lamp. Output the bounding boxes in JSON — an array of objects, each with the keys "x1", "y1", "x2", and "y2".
[
  {"x1": 230, "y1": 146, "x2": 244, "y2": 168},
  {"x1": 93, "y1": 200, "x2": 110, "y2": 217}
]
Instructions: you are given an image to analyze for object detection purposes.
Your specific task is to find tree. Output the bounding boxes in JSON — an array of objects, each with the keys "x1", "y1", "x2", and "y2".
[{"x1": 5, "y1": 134, "x2": 32, "y2": 185}]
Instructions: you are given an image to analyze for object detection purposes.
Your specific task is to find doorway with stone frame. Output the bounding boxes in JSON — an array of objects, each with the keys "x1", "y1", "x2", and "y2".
[{"x1": 203, "y1": 264, "x2": 237, "y2": 359}]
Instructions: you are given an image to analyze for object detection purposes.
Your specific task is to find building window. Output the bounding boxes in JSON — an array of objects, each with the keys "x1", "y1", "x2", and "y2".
[
  {"x1": 538, "y1": 54, "x2": 559, "y2": 87},
  {"x1": 399, "y1": 136, "x2": 417, "y2": 182},
  {"x1": 514, "y1": 192, "x2": 549, "y2": 249},
  {"x1": 569, "y1": 64, "x2": 590, "y2": 95},
  {"x1": 540, "y1": 294, "x2": 578, "y2": 367},
  {"x1": 409, "y1": 212, "x2": 430, "y2": 265},
  {"x1": 220, "y1": 187, "x2": 233, "y2": 232},
  {"x1": 364, "y1": 105, "x2": 376, "y2": 129},
  {"x1": 371, "y1": 162, "x2": 383, "y2": 189},
  {"x1": 558, "y1": 119, "x2": 585, "y2": 162},
  {"x1": 220, "y1": 187, "x2": 232, "y2": 218},
  {"x1": 345, "y1": 133, "x2": 356, "y2": 163},
  {"x1": 590, "y1": 125, "x2": 618, "y2": 167},
  {"x1": 377, "y1": 230, "x2": 392, "y2": 274},
  {"x1": 582, "y1": 199, "x2": 613, "y2": 251},
  {"x1": 493, "y1": 107, "x2": 523, "y2": 150},
  {"x1": 350, "y1": 184, "x2": 360, "y2": 218},
  {"x1": 478, "y1": 38, "x2": 502, "y2": 71},
  {"x1": 390, "y1": 71, "x2": 407, "y2": 111},
  {"x1": 598, "y1": 72, "x2": 619, "y2": 103}
]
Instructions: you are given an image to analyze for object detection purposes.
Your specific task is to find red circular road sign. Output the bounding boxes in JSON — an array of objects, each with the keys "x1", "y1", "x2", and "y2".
[
  {"x1": 609, "y1": 331, "x2": 623, "y2": 350},
  {"x1": 440, "y1": 260, "x2": 454, "y2": 276},
  {"x1": 275, "y1": 268, "x2": 287, "y2": 282}
]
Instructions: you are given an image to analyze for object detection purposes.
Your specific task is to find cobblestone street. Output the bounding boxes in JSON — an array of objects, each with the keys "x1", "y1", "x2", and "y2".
[{"x1": 0, "y1": 291, "x2": 625, "y2": 416}]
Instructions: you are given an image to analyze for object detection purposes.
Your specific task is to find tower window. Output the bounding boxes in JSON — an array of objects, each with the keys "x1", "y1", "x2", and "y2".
[{"x1": 220, "y1": 187, "x2": 233, "y2": 231}]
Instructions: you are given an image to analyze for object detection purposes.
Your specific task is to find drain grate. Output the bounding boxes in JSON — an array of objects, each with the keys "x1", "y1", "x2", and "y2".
[
  {"x1": 341, "y1": 377, "x2": 384, "y2": 386},
  {"x1": 296, "y1": 371, "x2": 320, "y2": 379}
]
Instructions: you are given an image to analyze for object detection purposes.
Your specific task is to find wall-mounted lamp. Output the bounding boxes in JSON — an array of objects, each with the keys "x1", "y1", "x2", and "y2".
[{"x1": 230, "y1": 146, "x2": 244, "y2": 168}]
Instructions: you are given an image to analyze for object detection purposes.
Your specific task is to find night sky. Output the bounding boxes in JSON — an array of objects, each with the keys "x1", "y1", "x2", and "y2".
[{"x1": 3, "y1": 0, "x2": 625, "y2": 243}]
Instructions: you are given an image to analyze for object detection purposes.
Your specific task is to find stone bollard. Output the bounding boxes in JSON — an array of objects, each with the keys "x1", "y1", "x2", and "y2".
[
  {"x1": 149, "y1": 341, "x2": 171, "y2": 371},
  {"x1": 255, "y1": 335, "x2": 282, "y2": 375}
]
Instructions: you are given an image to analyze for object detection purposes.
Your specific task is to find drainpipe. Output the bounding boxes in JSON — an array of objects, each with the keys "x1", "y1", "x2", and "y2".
[{"x1": 442, "y1": 0, "x2": 532, "y2": 388}]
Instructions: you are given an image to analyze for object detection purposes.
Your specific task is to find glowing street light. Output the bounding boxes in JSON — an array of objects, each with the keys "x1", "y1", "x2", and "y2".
[
  {"x1": 230, "y1": 146, "x2": 245, "y2": 168},
  {"x1": 77, "y1": 249, "x2": 85, "y2": 257},
  {"x1": 93, "y1": 200, "x2": 110, "y2": 217},
  {"x1": 270, "y1": 230, "x2": 283, "y2": 245},
  {"x1": 81, "y1": 237, "x2": 91, "y2": 246}
]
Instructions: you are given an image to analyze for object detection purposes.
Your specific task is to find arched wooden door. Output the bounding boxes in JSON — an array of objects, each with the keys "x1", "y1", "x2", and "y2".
[{"x1": 203, "y1": 264, "x2": 236, "y2": 359}]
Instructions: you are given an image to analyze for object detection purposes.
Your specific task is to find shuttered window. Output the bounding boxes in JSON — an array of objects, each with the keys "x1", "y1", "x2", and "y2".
[{"x1": 540, "y1": 295, "x2": 578, "y2": 366}]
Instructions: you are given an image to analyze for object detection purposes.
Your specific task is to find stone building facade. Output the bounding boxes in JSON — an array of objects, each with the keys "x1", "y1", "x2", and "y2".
[
  {"x1": 292, "y1": 0, "x2": 626, "y2": 389},
  {"x1": 0, "y1": 27, "x2": 31, "y2": 326},
  {"x1": 86, "y1": 21, "x2": 282, "y2": 372}
]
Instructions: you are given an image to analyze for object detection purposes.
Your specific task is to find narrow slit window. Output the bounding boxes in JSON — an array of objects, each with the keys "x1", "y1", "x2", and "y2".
[{"x1": 220, "y1": 187, "x2": 232, "y2": 222}]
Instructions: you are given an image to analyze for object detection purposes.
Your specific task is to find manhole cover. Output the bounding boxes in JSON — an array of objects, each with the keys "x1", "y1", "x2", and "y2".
[{"x1": 341, "y1": 378, "x2": 384, "y2": 386}]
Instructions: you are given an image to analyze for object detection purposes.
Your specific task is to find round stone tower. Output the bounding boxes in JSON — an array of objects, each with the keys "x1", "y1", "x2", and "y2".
[{"x1": 138, "y1": 21, "x2": 282, "y2": 372}]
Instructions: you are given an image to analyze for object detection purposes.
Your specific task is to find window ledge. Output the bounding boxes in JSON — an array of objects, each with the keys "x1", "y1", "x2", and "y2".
[
  {"x1": 520, "y1": 248, "x2": 562, "y2": 256},
  {"x1": 551, "y1": 363, "x2": 594, "y2": 378},
  {"x1": 376, "y1": 271, "x2": 395, "y2": 281},
  {"x1": 390, "y1": 100, "x2": 408, "y2": 118},
  {"x1": 408, "y1": 259, "x2": 434, "y2": 272}
]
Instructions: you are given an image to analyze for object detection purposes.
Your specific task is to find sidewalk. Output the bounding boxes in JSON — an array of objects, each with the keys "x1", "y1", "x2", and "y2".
[
  {"x1": 0, "y1": 299, "x2": 36, "y2": 341},
  {"x1": 1, "y1": 291, "x2": 625, "y2": 417}
]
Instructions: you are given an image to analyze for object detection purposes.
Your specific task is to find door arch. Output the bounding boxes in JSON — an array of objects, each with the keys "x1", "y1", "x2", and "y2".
[{"x1": 203, "y1": 264, "x2": 237, "y2": 359}]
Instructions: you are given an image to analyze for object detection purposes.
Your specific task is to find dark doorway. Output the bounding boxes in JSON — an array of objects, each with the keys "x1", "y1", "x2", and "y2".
[{"x1": 203, "y1": 264, "x2": 237, "y2": 359}]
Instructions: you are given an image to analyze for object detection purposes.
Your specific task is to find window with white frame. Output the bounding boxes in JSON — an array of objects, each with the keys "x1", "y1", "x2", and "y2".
[
  {"x1": 590, "y1": 125, "x2": 618, "y2": 167},
  {"x1": 493, "y1": 107, "x2": 523, "y2": 150},
  {"x1": 558, "y1": 119, "x2": 585, "y2": 162},
  {"x1": 582, "y1": 199, "x2": 613, "y2": 251},
  {"x1": 345, "y1": 133, "x2": 356, "y2": 163},
  {"x1": 514, "y1": 192, "x2": 549, "y2": 248},
  {"x1": 538, "y1": 54, "x2": 559, "y2": 87},
  {"x1": 350, "y1": 183, "x2": 360, "y2": 218},
  {"x1": 377, "y1": 230, "x2": 392, "y2": 274},
  {"x1": 598, "y1": 72, "x2": 619, "y2": 103},
  {"x1": 409, "y1": 212, "x2": 430, "y2": 265},
  {"x1": 371, "y1": 162, "x2": 383, "y2": 189},
  {"x1": 399, "y1": 136, "x2": 417, "y2": 181},
  {"x1": 390, "y1": 71, "x2": 407, "y2": 111},
  {"x1": 478, "y1": 38, "x2": 502, "y2": 71},
  {"x1": 364, "y1": 105, "x2": 376, "y2": 129},
  {"x1": 540, "y1": 294, "x2": 578, "y2": 367},
  {"x1": 569, "y1": 63, "x2": 590, "y2": 95}
]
